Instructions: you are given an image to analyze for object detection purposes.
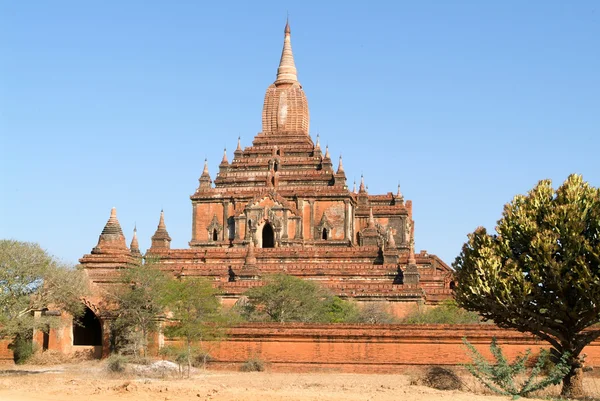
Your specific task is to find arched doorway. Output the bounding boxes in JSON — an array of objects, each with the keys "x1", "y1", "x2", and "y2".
[
  {"x1": 262, "y1": 223, "x2": 275, "y2": 248},
  {"x1": 73, "y1": 307, "x2": 102, "y2": 346},
  {"x1": 322, "y1": 228, "x2": 328, "y2": 240}
]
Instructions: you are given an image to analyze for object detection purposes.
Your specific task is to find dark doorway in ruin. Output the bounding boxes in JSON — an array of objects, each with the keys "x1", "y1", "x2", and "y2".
[
  {"x1": 262, "y1": 223, "x2": 275, "y2": 248},
  {"x1": 212, "y1": 228, "x2": 219, "y2": 241},
  {"x1": 73, "y1": 307, "x2": 102, "y2": 346},
  {"x1": 322, "y1": 228, "x2": 328, "y2": 240}
]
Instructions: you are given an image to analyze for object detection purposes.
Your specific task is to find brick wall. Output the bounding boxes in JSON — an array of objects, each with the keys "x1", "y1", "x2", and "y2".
[{"x1": 165, "y1": 323, "x2": 600, "y2": 372}]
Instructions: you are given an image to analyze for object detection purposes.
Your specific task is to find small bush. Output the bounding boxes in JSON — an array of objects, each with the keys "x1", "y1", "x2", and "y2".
[
  {"x1": 106, "y1": 354, "x2": 128, "y2": 373},
  {"x1": 402, "y1": 300, "x2": 481, "y2": 324},
  {"x1": 463, "y1": 337, "x2": 570, "y2": 398},
  {"x1": 423, "y1": 366, "x2": 463, "y2": 390},
  {"x1": 240, "y1": 358, "x2": 265, "y2": 372},
  {"x1": 10, "y1": 336, "x2": 38, "y2": 365}
]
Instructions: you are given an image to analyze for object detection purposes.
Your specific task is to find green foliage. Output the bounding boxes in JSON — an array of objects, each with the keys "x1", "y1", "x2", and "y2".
[
  {"x1": 161, "y1": 277, "x2": 225, "y2": 377},
  {"x1": 241, "y1": 274, "x2": 370, "y2": 324},
  {"x1": 402, "y1": 300, "x2": 481, "y2": 324},
  {"x1": 10, "y1": 334, "x2": 38, "y2": 364},
  {"x1": 453, "y1": 174, "x2": 600, "y2": 397},
  {"x1": 106, "y1": 354, "x2": 128, "y2": 373},
  {"x1": 111, "y1": 258, "x2": 169, "y2": 357},
  {"x1": 0, "y1": 240, "x2": 87, "y2": 345},
  {"x1": 463, "y1": 338, "x2": 570, "y2": 398},
  {"x1": 240, "y1": 357, "x2": 265, "y2": 372}
]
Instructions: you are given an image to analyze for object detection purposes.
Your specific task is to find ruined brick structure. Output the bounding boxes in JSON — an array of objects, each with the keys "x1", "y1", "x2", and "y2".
[{"x1": 74, "y1": 22, "x2": 454, "y2": 355}]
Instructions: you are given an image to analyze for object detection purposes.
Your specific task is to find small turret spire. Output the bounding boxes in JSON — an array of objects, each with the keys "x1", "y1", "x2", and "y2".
[
  {"x1": 92, "y1": 207, "x2": 128, "y2": 253},
  {"x1": 336, "y1": 155, "x2": 344, "y2": 174},
  {"x1": 368, "y1": 208, "x2": 376, "y2": 229},
  {"x1": 359, "y1": 174, "x2": 366, "y2": 193},
  {"x1": 202, "y1": 158, "x2": 209, "y2": 176},
  {"x1": 151, "y1": 210, "x2": 172, "y2": 250},
  {"x1": 236, "y1": 136, "x2": 242, "y2": 151},
  {"x1": 315, "y1": 134, "x2": 320, "y2": 149},
  {"x1": 130, "y1": 225, "x2": 141, "y2": 256},
  {"x1": 353, "y1": 180, "x2": 357, "y2": 193},
  {"x1": 221, "y1": 148, "x2": 228, "y2": 164},
  {"x1": 397, "y1": 183, "x2": 403, "y2": 199},
  {"x1": 275, "y1": 19, "x2": 298, "y2": 85},
  {"x1": 324, "y1": 145, "x2": 330, "y2": 159}
]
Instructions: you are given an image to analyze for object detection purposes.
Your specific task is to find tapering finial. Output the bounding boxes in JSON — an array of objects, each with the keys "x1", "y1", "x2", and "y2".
[
  {"x1": 397, "y1": 183, "x2": 403, "y2": 198},
  {"x1": 158, "y1": 209, "x2": 166, "y2": 229},
  {"x1": 315, "y1": 134, "x2": 320, "y2": 149},
  {"x1": 359, "y1": 174, "x2": 366, "y2": 193},
  {"x1": 387, "y1": 228, "x2": 396, "y2": 248},
  {"x1": 337, "y1": 155, "x2": 344, "y2": 174},
  {"x1": 221, "y1": 148, "x2": 228, "y2": 164},
  {"x1": 110, "y1": 207, "x2": 117, "y2": 219},
  {"x1": 236, "y1": 136, "x2": 242, "y2": 151},
  {"x1": 353, "y1": 180, "x2": 357, "y2": 193},
  {"x1": 202, "y1": 158, "x2": 209, "y2": 175},
  {"x1": 324, "y1": 145, "x2": 330, "y2": 159},
  {"x1": 285, "y1": 16, "x2": 290, "y2": 34},
  {"x1": 275, "y1": 19, "x2": 298, "y2": 84},
  {"x1": 368, "y1": 208, "x2": 375, "y2": 229},
  {"x1": 130, "y1": 225, "x2": 141, "y2": 255}
]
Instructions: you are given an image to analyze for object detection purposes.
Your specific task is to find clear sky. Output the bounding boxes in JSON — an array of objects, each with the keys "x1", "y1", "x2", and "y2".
[{"x1": 1, "y1": 1, "x2": 599, "y2": 267}]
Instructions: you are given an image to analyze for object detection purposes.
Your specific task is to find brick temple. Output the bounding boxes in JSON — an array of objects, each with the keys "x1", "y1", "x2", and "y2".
[{"x1": 79, "y1": 22, "x2": 453, "y2": 331}]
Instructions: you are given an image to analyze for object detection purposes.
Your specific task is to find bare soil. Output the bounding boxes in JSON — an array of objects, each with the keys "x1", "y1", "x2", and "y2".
[{"x1": 0, "y1": 361, "x2": 599, "y2": 401}]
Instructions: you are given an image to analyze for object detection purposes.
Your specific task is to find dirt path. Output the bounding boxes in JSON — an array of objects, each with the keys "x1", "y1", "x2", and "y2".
[{"x1": 0, "y1": 362, "x2": 593, "y2": 401}]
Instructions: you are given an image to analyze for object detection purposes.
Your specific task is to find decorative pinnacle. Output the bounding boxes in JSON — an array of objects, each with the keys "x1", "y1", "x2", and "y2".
[
  {"x1": 275, "y1": 19, "x2": 298, "y2": 84},
  {"x1": 324, "y1": 145, "x2": 330, "y2": 159},
  {"x1": 236, "y1": 136, "x2": 242, "y2": 151},
  {"x1": 202, "y1": 158, "x2": 210, "y2": 175},
  {"x1": 337, "y1": 155, "x2": 344, "y2": 174},
  {"x1": 353, "y1": 180, "x2": 357, "y2": 193},
  {"x1": 368, "y1": 208, "x2": 376, "y2": 229},
  {"x1": 221, "y1": 148, "x2": 228, "y2": 164},
  {"x1": 315, "y1": 134, "x2": 320, "y2": 149},
  {"x1": 158, "y1": 209, "x2": 166, "y2": 229},
  {"x1": 397, "y1": 183, "x2": 403, "y2": 198},
  {"x1": 130, "y1": 225, "x2": 140, "y2": 253},
  {"x1": 359, "y1": 174, "x2": 366, "y2": 193}
]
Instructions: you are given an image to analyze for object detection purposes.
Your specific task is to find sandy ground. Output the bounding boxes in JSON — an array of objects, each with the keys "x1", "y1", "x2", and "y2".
[{"x1": 0, "y1": 361, "x2": 598, "y2": 401}]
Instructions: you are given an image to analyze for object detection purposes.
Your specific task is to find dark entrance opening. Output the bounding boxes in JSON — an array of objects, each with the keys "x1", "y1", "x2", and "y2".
[
  {"x1": 73, "y1": 307, "x2": 102, "y2": 346},
  {"x1": 322, "y1": 228, "x2": 328, "y2": 240},
  {"x1": 262, "y1": 223, "x2": 275, "y2": 248},
  {"x1": 212, "y1": 228, "x2": 219, "y2": 241}
]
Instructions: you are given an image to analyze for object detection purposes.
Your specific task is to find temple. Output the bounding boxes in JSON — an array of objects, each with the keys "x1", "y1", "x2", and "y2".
[{"x1": 79, "y1": 21, "x2": 454, "y2": 326}]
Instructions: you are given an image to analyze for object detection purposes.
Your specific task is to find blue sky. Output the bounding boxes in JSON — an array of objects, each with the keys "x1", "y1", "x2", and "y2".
[{"x1": 1, "y1": 1, "x2": 598, "y2": 266}]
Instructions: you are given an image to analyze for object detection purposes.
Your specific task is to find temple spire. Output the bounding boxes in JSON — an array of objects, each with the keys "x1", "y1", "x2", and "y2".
[
  {"x1": 236, "y1": 136, "x2": 242, "y2": 151},
  {"x1": 202, "y1": 158, "x2": 210, "y2": 176},
  {"x1": 353, "y1": 180, "x2": 357, "y2": 193},
  {"x1": 275, "y1": 19, "x2": 298, "y2": 85},
  {"x1": 130, "y1": 225, "x2": 141, "y2": 257},
  {"x1": 221, "y1": 148, "x2": 228, "y2": 165},
  {"x1": 324, "y1": 145, "x2": 330, "y2": 159},
  {"x1": 397, "y1": 184, "x2": 403, "y2": 199},
  {"x1": 315, "y1": 134, "x2": 320, "y2": 149},
  {"x1": 359, "y1": 174, "x2": 366, "y2": 193},
  {"x1": 151, "y1": 210, "x2": 172, "y2": 250},
  {"x1": 368, "y1": 208, "x2": 376, "y2": 229},
  {"x1": 92, "y1": 207, "x2": 128, "y2": 253},
  {"x1": 198, "y1": 158, "x2": 212, "y2": 191},
  {"x1": 336, "y1": 155, "x2": 344, "y2": 174}
]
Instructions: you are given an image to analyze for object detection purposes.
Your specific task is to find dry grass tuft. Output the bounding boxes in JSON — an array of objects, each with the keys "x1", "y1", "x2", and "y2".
[{"x1": 423, "y1": 366, "x2": 463, "y2": 391}]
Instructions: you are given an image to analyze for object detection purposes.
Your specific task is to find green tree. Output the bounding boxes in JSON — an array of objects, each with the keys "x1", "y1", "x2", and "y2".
[
  {"x1": 161, "y1": 277, "x2": 224, "y2": 376},
  {"x1": 453, "y1": 174, "x2": 600, "y2": 398},
  {"x1": 240, "y1": 274, "x2": 360, "y2": 323},
  {"x1": 402, "y1": 300, "x2": 481, "y2": 324},
  {"x1": 111, "y1": 258, "x2": 168, "y2": 358},
  {"x1": 0, "y1": 240, "x2": 87, "y2": 362}
]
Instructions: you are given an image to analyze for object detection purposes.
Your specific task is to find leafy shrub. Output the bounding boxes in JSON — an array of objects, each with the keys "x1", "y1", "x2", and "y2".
[
  {"x1": 402, "y1": 300, "x2": 481, "y2": 324},
  {"x1": 463, "y1": 337, "x2": 570, "y2": 398},
  {"x1": 106, "y1": 354, "x2": 128, "y2": 373},
  {"x1": 10, "y1": 335, "x2": 37, "y2": 365},
  {"x1": 423, "y1": 366, "x2": 463, "y2": 390},
  {"x1": 240, "y1": 358, "x2": 265, "y2": 372}
]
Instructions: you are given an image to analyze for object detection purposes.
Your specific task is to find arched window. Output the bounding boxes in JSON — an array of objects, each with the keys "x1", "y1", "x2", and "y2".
[
  {"x1": 212, "y1": 228, "x2": 219, "y2": 241},
  {"x1": 271, "y1": 177, "x2": 275, "y2": 186},
  {"x1": 322, "y1": 228, "x2": 328, "y2": 240},
  {"x1": 274, "y1": 162, "x2": 278, "y2": 172},
  {"x1": 262, "y1": 223, "x2": 275, "y2": 248},
  {"x1": 449, "y1": 281, "x2": 456, "y2": 290},
  {"x1": 73, "y1": 307, "x2": 102, "y2": 346}
]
